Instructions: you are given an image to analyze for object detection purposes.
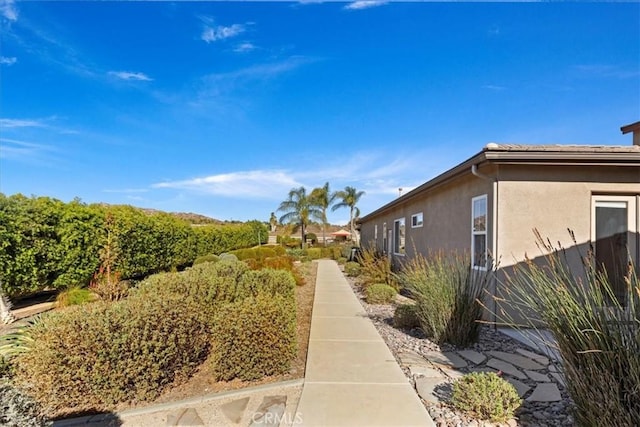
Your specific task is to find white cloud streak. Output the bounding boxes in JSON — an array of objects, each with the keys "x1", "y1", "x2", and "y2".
[
  {"x1": 0, "y1": 137, "x2": 54, "y2": 160},
  {"x1": 108, "y1": 71, "x2": 153, "y2": 81},
  {"x1": 345, "y1": 1, "x2": 387, "y2": 10},
  {"x1": 0, "y1": 56, "x2": 17, "y2": 65},
  {"x1": 201, "y1": 24, "x2": 245, "y2": 43},
  {"x1": 234, "y1": 42, "x2": 256, "y2": 53},
  {"x1": 0, "y1": 0, "x2": 17, "y2": 21},
  {"x1": 153, "y1": 170, "x2": 302, "y2": 199},
  {"x1": 482, "y1": 84, "x2": 507, "y2": 91}
]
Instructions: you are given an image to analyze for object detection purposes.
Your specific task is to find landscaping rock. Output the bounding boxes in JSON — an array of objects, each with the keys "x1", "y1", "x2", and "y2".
[
  {"x1": 409, "y1": 365, "x2": 443, "y2": 378},
  {"x1": 398, "y1": 351, "x2": 430, "y2": 366},
  {"x1": 516, "y1": 348, "x2": 550, "y2": 366},
  {"x1": 550, "y1": 372, "x2": 566, "y2": 388},
  {"x1": 503, "y1": 377, "x2": 531, "y2": 398}
]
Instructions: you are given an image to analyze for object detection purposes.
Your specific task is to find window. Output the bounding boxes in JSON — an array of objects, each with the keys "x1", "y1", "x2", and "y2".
[
  {"x1": 471, "y1": 195, "x2": 487, "y2": 269},
  {"x1": 382, "y1": 222, "x2": 387, "y2": 253},
  {"x1": 374, "y1": 224, "x2": 378, "y2": 240},
  {"x1": 411, "y1": 212, "x2": 423, "y2": 228},
  {"x1": 394, "y1": 218, "x2": 406, "y2": 255}
]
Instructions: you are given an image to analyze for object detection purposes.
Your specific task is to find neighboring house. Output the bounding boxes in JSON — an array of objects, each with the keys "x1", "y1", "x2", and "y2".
[{"x1": 358, "y1": 123, "x2": 640, "y2": 322}]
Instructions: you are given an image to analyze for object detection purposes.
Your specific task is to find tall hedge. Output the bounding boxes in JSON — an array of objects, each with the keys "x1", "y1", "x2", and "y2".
[{"x1": 0, "y1": 193, "x2": 269, "y2": 297}]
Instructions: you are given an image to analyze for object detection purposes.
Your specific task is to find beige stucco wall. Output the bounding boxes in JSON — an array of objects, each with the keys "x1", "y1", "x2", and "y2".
[
  {"x1": 360, "y1": 171, "x2": 494, "y2": 267},
  {"x1": 494, "y1": 164, "x2": 640, "y2": 325}
]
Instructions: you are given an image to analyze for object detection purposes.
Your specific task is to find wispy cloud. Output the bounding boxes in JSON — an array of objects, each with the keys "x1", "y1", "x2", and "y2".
[
  {"x1": 194, "y1": 56, "x2": 318, "y2": 103},
  {"x1": 344, "y1": 1, "x2": 387, "y2": 10},
  {"x1": 1, "y1": 118, "x2": 48, "y2": 128},
  {"x1": 0, "y1": 56, "x2": 16, "y2": 66},
  {"x1": 153, "y1": 170, "x2": 302, "y2": 199},
  {"x1": 108, "y1": 71, "x2": 153, "y2": 81},
  {"x1": 574, "y1": 64, "x2": 640, "y2": 80},
  {"x1": 0, "y1": 137, "x2": 55, "y2": 160},
  {"x1": 482, "y1": 84, "x2": 507, "y2": 91},
  {"x1": 234, "y1": 42, "x2": 257, "y2": 53},
  {"x1": 0, "y1": 0, "x2": 17, "y2": 21},
  {"x1": 201, "y1": 24, "x2": 245, "y2": 43}
]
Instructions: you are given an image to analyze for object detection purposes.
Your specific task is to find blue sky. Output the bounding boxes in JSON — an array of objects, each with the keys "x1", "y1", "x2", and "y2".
[{"x1": 1, "y1": 1, "x2": 639, "y2": 224}]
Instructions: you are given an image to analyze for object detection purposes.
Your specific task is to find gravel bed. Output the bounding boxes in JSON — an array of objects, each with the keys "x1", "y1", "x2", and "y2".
[{"x1": 346, "y1": 277, "x2": 575, "y2": 427}]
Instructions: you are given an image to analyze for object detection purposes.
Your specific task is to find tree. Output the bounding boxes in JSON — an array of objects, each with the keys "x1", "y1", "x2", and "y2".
[
  {"x1": 332, "y1": 186, "x2": 365, "y2": 245},
  {"x1": 310, "y1": 182, "x2": 336, "y2": 246},
  {"x1": 277, "y1": 187, "x2": 322, "y2": 249}
]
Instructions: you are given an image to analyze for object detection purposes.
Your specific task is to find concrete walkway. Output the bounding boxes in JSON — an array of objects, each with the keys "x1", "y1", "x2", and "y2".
[{"x1": 295, "y1": 260, "x2": 435, "y2": 427}]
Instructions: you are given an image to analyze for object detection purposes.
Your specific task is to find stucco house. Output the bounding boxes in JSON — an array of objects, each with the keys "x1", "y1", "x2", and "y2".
[{"x1": 358, "y1": 123, "x2": 640, "y2": 322}]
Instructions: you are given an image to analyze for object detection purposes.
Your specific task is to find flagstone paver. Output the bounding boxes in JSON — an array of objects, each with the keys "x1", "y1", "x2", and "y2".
[
  {"x1": 503, "y1": 377, "x2": 531, "y2": 398},
  {"x1": 527, "y1": 383, "x2": 562, "y2": 402},
  {"x1": 456, "y1": 350, "x2": 487, "y2": 365},
  {"x1": 409, "y1": 365, "x2": 443, "y2": 378},
  {"x1": 415, "y1": 376, "x2": 448, "y2": 404},
  {"x1": 423, "y1": 351, "x2": 468, "y2": 369},
  {"x1": 249, "y1": 396, "x2": 287, "y2": 427},
  {"x1": 398, "y1": 351, "x2": 431, "y2": 367},
  {"x1": 488, "y1": 351, "x2": 546, "y2": 370},
  {"x1": 516, "y1": 348, "x2": 550, "y2": 366},
  {"x1": 220, "y1": 397, "x2": 250, "y2": 424},
  {"x1": 166, "y1": 408, "x2": 204, "y2": 426},
  {"x1": 550, "y1": 372, "x2": 566, "y2": 388},
  {"x1": 525, "y1": 370, "x2": 551, "y2": 382},
  {"x1": 486, "y1": 358, "x2": 527, "y2": 380}
]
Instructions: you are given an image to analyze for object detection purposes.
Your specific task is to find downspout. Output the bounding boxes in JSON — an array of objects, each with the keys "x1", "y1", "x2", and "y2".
[{"x1": 471, "y1": 164, "x2": 499, "y2": 328}]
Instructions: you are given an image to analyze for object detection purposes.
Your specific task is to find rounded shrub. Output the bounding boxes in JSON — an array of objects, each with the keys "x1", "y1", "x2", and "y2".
[
  {"x1": 55, "y1": 287, "x2": 96, "y2": 308},
  {"x1": 365, "y1": 283, "x2": 397, "y2": 304},
  {"x1": 218, "y1": 253, "x2": 239, "y2": 262},
  {"x1": 13, "y1": 292, "x2": 210, "y2": 417},
  {"x1": 344, "y1": 262, "x2": 362, "y2": 277},
  {"x1": 211, "y1": 293, "x2": 297, "y2": 381},
  {"x1": 192, "y1": 254, "x2": 219, "y2": 265},
  {"x1": 337, "y1": 256, "x2": 348, "y2": 265},
  {"x1": 393, "y1": 303, "x2": 420, "y2": 329},
  {"x1": 451, "y1": 372, "x2": 522, "y2": 422},
  {"x1": 306, "y1": 248, "x2": 322, "y2": 260}
]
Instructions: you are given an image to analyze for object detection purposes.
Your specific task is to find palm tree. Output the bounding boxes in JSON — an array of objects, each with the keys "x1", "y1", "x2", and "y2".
[
  {"x1": 278, "y1": 186, "x2": 323, "y2": 249},
  {"x1": 332, "y1": 186, "x2": 365, "y2": 245},
  {"x1": 310, "y1": 182, "x2": 336, "y2": 246}
]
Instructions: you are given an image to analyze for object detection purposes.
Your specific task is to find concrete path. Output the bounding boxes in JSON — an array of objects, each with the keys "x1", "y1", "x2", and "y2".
[{"x1": 295, "y1": 260, "x2": 435, "y2": 427}]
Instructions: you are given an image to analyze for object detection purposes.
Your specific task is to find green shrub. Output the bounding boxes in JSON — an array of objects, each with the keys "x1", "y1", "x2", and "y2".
[
  {"x1": 13, "y1": 293, "x2": 210, "y2": 417},
  {"x1": 495, "y1": 230, "x2": 640, "y2": 426},
  {"x1": 286, "y1": 248, "x2": 305, "y2": 259},
  {"x1": 238, "y1": 269, "x2": 296, "y2": 300},
  {"x1": 306, "y1": 248, "x2": 323, "y2": 260},
  {"x1": 193, "y1": 254, "x2": 219, "y2": 265},
  {"x1": 337, "y1": 257, "x2": 348, "y2": 264},
  {"x1": 344, "y1": 262, "x2": 362, "y2": 277},
  {"x1": 55, "y1": 287, "x2": 95, "y2": 308},
  {"x1": 218, "y1": 253, "x2": 239, "y2": 262},
  {"x1": 211, "y1": 293, "x2": 297, "y2": 381},
  {"x1": 451, "y1": 372, "x2": 521, "y2": 422},
  {"x1": 398, "y1": 252, "x2": 492, "y2": 346},
  {"x1": 358, "y1": 247, "x2": 399, "y2": 290},
  {"x1": 393, "y1": 304, "x2": 420, "y2": 329},
  {"x1": 365, "y1": 283, "x2": 397, "y2": 304}
]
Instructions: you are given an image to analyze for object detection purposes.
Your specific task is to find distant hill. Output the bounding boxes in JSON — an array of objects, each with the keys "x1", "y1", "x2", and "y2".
[{"x1": 140, "y1": 208, "x2": 223, "y2": 225}]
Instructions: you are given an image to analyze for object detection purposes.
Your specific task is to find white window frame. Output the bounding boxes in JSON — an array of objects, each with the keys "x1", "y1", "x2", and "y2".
[
  {"x1": 471, "y1": 195, "x2": 488, "y2": 270},
  {"x1": 382, "y1": 222, "x2": 387, "y2": 254},
  {"x1": 393, "y1": 217, "x2": 406, "y2": 256},
  {"x1": 411, "y1": 212, "x2": 424, "y2": 228},
  {"x1": 374, "y1": 224, "x2": 378, "y2": 240}
]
